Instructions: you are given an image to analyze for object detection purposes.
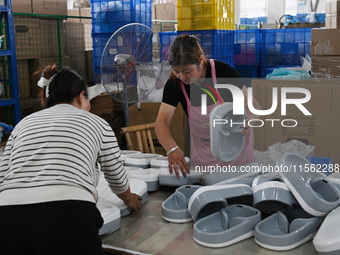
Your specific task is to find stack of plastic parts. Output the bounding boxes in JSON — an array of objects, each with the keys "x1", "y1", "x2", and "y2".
[
  {"x1": 252, "y1": 172, "x2": 298, "y2": 214},
  {"x1": 124, "y1": 166, "x2": 144, "y2": 172},
  {"x1": 213, "y1": 170, "x2": 260, "y2": 187},
  {"x1": 255, "y1": 207, "x2": 321, "y2": 250},
  {"x1": 152, "y1": 157, "x2": 202, "y2": 186},
  {"x1": 96, "y1": 203, "x2": 121, "y2": 236},
  {"x1": 209, "y1": 103, "x2": 246, "y2": 162},
  {"x1": 203, "y1": 162, "x2": 260, "y2": 185},
  {"x1": 150, "y1": 156, "x2": 190, "y2": 169},
  {"x1": 162, "y1": 185, "x2": 202, "y2": 223},
  {"x1": 194, "y1": 204, "x2": 261, "y2": 248},
  {"x1": 313, "y1": 206, "x2": 340, "y2": 254},
  {"x1": 313, "y1": 173, "x2": 340, "y2": 254},
  {"x1": 124, "y1": 153, "x2": 163, "y2": 168},
  {"x1": 127, "y1": 168, "x2": 160, "y2": 192},
  {"x1": 96, "y1": 173, "x2": 148, "y2": 217},
  {"x1": 158, "y1": 168, "x2": 202, "y2": 186},
  {"x1": 277, "y1": 153, "x2": 340, "y2": 217},
  {"x1": 119, "y1": 150, "x2": 142, "y2": 163}
]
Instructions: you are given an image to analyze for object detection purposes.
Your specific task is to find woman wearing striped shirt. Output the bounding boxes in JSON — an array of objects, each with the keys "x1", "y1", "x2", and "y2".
[{"x1": 0, "y1": 65, "x2": 142, "y2": 255}]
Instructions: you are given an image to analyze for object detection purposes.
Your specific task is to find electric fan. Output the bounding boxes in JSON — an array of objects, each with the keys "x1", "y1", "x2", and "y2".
[{"x1": 100, "y1": 23, "x2": 164, "y2": 126}]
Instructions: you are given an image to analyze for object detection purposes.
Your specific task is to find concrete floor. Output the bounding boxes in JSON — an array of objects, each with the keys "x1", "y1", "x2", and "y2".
[{"x1": 101, "y1": 186, "x2": 319, "y2": 255}]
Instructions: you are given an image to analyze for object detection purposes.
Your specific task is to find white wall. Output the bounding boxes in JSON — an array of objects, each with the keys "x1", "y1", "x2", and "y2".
[
  {"x1": 240, "y1": 0, "x2": 266, "y2": 18},
  {"x1": 239, "y1": 0, "x2": 327, "y2": 21},
  {"x1": 266, "y1": 0, "x2": 286, "y2": 23}
]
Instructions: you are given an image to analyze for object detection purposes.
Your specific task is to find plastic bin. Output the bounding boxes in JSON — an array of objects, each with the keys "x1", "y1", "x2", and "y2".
[
  {"x1": 177, "y1": 0, "x2": 234, "y2": 31},
  {"x1": 260, "y1": 28, "x2": 312, "y2": 66},
  {"x1": 158, "y1": 31, "x2": 178, "y2": 61},
  {"x1": 91, "y1": 0, "x2": 152, "y2": 33},
  {"x1": 234, "y1": 29, "x2": 261, "y2": 65}
]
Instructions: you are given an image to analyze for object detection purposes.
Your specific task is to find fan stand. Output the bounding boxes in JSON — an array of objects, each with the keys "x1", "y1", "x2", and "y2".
[{"x1": 122, "y1": 75, "x2": 129, "y2": 127}]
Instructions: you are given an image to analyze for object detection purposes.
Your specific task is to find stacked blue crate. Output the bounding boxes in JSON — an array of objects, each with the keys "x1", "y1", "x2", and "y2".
[
  {"x1": 159, "y1": 31, "x2": 178, "y2": 62},
  {"x1": 235, "y1": 29, "x2": 261, "y2": 79},
  {"x1": 296, "y1": 13, "x2": 325, "y2": 23},
  {"x1": 91, "y1": 0, "x2": 152, "y2": 83},
  {"x1": 240, "y1": 17, "x2": 267, "y2": 25},
  {"x1": 260, "y1": 28, "x2": 312, "y2": 75},
  {"x1": 159, "y1": 30, "x2": 235, "y2": 68},
  {"x1": 91, "y1": 0, "x2": 152, "y2": 33}
]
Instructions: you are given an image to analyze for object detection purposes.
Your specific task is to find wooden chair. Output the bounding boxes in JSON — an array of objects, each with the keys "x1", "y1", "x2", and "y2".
[{"x1": 120, "y1": 123, "x2": 156, "y2": 154}]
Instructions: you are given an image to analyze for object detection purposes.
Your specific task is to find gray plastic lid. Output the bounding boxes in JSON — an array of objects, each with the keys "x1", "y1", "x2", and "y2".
[
  {"x1": 188, "y1": 184, "x2": 253, "y2": 221},
  {"x1": 124, "y1": 153, "x2": 164, "y2": 166}
]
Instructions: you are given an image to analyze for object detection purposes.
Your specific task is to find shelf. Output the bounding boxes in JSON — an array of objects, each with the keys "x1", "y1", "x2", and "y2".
[
  {"x1": 0, "y1": 98, "x2": 16, "y2": 107},
  {"x1": 0, "y1": 50, "x2": 12, "y2": 56},
  {"x1": 0, "y1": 6, "x2": 8, "y2": 13}
]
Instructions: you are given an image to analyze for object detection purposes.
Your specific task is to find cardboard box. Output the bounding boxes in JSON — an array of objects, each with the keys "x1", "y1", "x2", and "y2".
[
  {"x1": 330, "y1": 0, "x2": 340, "y2": 14},
  {"x1": 311, "y1": 28, "x2": 340, "y2": 56},
  {"x1": 12, "y1": 0, "x2": 33, "y2": 13},
  {"x1": 155, "y1": 3, "x2": 177, "y2": 21},
  {"x1": 128, "y1": 103, "x2": 185, "y2": 155},
  {"x1": 311, "y1": 56, "x2": 340, "y2": 78},
  {"x1": 14, "y1": 17, "x2": 42, "y2": 60},
  {"x1": 20, "y1": 97, "x2": 43, "y2": 118},
  {"x1": 69, "y1": 55, "x2": 86, "y2": 80},
  {"x1": 17, "y1": 60, "x2": 31, "y2": 99},
  {"x1": 325, "y1": 15, "x2": 340, "y2": 29},
  {"x1": 0, "y1": 60, "x2": 30, "y2": 99},
  {"x1": 67, "y1": 8, "x2": 81, "y2": 22},
  {"x1": 252, "y1": 79, "x2": 340, "y2": 165},
  {"x1": 64, "y1": 22, "x2": 85, "y2": 56},
  {"x1": 84, "y1": 23, "x2": 92, "y2": 50},
  {"x1": 40, "y1": 19, "x2": 66, "y2": 58},
  {"x1": 32, "y1": 0, "x2": 67, "y2": 16},
  {"x1": 152, "y1": 3, "x2": 156, "y2": 20},
  {"x1": 80, "y1": 8, "x2": 91, "y2": 24},
  {"x1": 90, "y1": 93, "x2": 124, "y2": 115},
  {"x1": 85, "y1": 50, "x2": 94, "y2": 85},
  {"x1": 28, "y1": 57, "x2": 71, "y2": 97}
]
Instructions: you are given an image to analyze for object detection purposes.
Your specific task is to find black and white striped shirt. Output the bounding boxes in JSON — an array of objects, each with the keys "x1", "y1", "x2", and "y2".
[{"x1": 0, "y1": 104, "x2": 129, "y2": 205}]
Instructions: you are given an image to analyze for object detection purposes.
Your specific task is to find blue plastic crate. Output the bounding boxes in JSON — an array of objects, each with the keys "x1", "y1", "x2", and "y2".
[
  {"x1": 91, "y1": 0, "x2": 152, "y2": 33},
  {"x1": 234, "y1": 29, "x2": 261, "y2": 65},
  {"x1": 159, "y1": 31, "x2": 178, "y2": 61},
  {"x1": 92, "y1": 33, "x2": 112, "y2": 68},
  {"x1": 306, "y1": 156, "x2": 334, "y2": 176},
  {"x1": 260, "y1": 28, "x2": 312, "y2": 65},
  {"x1": 296, "y1": 13, "x2": 325, "y2": 24},
  {"x1": 240, "y1": 17, "x2": 267, "y2": 25}
]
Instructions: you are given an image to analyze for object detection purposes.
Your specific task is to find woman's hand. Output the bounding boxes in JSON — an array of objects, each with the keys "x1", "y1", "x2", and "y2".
[
  {"x1": 124, "y1": 193, "x2": 143, "y2": 214},
  {"x1": 167, "y1": 148, "x2": 190, "y2": 178},
  {"x1": 117, "y1": 187, "x2": 143, "y2": 214}
]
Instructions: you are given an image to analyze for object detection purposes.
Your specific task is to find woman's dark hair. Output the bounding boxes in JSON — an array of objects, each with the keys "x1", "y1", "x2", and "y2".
[
  {"x1": 36, "y1": 65, "x2": 88, "y2": 108},
  {"x1": 168, "y1": 34, "x2": 207, "y2": 67}
]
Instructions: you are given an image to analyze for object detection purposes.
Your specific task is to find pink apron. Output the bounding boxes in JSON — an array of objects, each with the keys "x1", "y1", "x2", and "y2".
[{"x1": 181, "y1": 59, "x2": 256, "y2": 167}]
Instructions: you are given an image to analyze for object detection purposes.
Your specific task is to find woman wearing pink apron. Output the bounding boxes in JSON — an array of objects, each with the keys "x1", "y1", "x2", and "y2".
[
  {"x1": 155, "y1": 35, "x2": 260, "y2": 178},
  {"x1": 181, "y1": 59, "x2": 255, "y2": 168}
]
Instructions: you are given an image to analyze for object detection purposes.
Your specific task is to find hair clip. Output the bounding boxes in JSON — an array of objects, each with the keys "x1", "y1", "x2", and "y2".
[{"x1": 37, "y1": 73, "x2": 57, "y2": 98}]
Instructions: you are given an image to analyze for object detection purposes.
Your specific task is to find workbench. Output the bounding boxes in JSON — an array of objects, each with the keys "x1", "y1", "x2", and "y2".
[{"x1": 101, "y1": 186, "x2": 319, "y2": 255}]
